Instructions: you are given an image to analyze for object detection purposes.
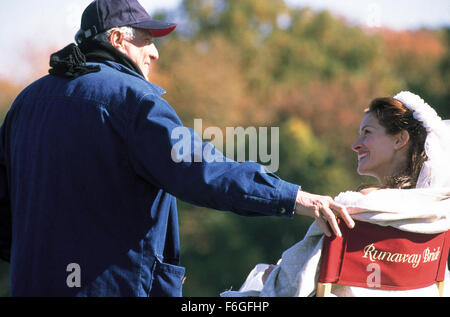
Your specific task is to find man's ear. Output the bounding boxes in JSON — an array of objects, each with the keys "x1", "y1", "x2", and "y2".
[
  {"x1": 394, "y1": 130, "x2": 410, "y2": 150},
  {"x1": 109, "y1": 30, "x2": 127, "y2": 55}
]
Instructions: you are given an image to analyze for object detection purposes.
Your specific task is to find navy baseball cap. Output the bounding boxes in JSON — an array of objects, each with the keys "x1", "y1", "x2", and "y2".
[{"x1": 76, "y1": 0, "x2": 177, "y2": 43}]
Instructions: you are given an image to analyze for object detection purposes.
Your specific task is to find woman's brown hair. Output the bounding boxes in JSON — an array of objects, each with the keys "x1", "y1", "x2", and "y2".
[{"x1": 365, "y1": 97, "x2": 428, "y2": 189}]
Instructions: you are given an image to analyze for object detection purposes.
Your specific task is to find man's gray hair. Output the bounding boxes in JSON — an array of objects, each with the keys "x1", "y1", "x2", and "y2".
[{"x1": 93, "y1": 26, "x2": 136, "y2": 43}]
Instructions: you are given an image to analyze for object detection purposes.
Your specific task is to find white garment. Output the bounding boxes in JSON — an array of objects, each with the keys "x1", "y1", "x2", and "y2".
[{"x1": 221, "y1": 188, "x2": 450, "y2": 297}]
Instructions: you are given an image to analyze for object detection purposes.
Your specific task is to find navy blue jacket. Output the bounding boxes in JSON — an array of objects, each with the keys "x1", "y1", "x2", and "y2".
[{"x1": 0, "y1": 60, "x2": 299, "y2": 296}]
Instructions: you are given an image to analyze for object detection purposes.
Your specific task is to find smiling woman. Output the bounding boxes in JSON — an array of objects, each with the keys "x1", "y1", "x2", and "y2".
[
  {"x1": 221, "y1": 91, "x2": 450, "y2": 297},
  {"x1": 352, "y1": 97, "x2": 428, "y2": 188},
  {"x1": 353, "y1": 111, "x2": 408, "y2": 184}
]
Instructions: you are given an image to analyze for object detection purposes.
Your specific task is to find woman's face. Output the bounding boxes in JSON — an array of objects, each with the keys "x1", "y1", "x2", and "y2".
[{"x1": 352, "y1": 112, "x2": 402, "y2": 182}]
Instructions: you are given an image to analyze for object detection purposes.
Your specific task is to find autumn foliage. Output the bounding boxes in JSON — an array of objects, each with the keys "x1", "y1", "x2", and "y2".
[{"x1": 0, "y1": 0, "x2": 448, "y2": 296}]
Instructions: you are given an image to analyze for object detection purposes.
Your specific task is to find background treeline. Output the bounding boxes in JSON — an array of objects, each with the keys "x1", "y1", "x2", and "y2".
[{"x1": 0, "y1": 0, "x2": 448, "y2": 296}]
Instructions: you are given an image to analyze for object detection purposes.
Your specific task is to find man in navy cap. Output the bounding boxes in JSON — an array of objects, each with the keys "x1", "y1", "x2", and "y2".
[{"x1": 0, "y1": 0, "x2": 354, "y2": 296}]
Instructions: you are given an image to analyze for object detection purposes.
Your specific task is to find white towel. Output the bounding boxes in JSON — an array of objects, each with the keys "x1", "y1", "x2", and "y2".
[{"x1": 221, "y1": 188, "x2": 450, "y2": 297}]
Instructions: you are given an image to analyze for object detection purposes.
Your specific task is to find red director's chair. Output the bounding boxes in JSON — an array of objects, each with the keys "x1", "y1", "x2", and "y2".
[{"x1": 317, "y1": 220, "x2": 450, "y2": 296}]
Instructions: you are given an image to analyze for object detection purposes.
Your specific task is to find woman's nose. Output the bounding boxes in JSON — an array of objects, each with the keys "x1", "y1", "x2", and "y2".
[{"x1": 352, "y1": 138, "x2": 362, "y2": 152}]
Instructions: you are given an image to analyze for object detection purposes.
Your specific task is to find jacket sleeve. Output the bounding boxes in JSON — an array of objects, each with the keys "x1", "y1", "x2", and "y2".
[
  {"x1": 0, "y1": 123, "x2": 11, "y2": 262},
  {"x1": 126, "y1": 93, "x2": 299, "y2": 218}
]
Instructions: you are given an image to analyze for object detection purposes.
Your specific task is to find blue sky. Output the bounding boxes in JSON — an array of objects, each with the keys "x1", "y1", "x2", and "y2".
[
  {"x1": 1, "y1": 0, "x2": 449, "y2": 84},
  {"x1": 287, "y1": 0, "x2": 450, "y2": 30}
]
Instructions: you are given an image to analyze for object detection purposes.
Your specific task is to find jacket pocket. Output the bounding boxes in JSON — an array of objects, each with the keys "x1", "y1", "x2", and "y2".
[{"x1": 149, "y1": 260, "x2": 186, "y2": 297}]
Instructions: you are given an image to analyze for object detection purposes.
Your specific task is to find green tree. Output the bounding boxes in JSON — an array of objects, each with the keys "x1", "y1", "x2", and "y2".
[{"x1": 277, "y1": 118, "x2": 358, "y2": 195}]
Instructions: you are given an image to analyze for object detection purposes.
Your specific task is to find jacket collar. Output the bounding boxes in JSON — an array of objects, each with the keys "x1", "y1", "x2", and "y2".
[{"x1": 87, "y1": 60, "x2": 167, "y2": 96}]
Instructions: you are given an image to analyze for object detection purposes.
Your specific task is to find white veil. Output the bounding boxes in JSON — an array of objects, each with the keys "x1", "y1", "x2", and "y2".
[
  {"x1": 416, "y1": 119, "x2": 450, "y2": 188},
  {"x1": 393, "y1": 92, "x2": 450, "y2": 189}
]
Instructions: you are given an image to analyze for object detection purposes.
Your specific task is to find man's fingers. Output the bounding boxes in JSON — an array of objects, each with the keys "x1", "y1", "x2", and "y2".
[
  {"x1": 312, "y1": 205, "x2": 331, "y2": 237},
  {"x1": 313, "y1": 202, "x2": 341, "y2": 237},
  {"x1": 330, "y1": 201, "x2": 355, "y2": 229},
  {"x1": 322, "y1": 205, "x2": 342, "y2": 237},
  {"x1": 295, "y1": 190, "x2": 355, "y2": 237},
  {"x1": 316, "y1": 217, "x2": 331, "y2": 237}
]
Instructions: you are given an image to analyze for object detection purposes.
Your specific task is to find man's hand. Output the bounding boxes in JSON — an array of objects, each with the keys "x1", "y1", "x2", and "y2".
[{"x1": 295, "y1": 190, "x2": 354, "y2": 237}]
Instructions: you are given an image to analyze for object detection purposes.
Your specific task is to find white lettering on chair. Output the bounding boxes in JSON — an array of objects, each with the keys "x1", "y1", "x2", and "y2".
[{"x1": 362, "y1": 243, "x2": 433, "y2": 269}]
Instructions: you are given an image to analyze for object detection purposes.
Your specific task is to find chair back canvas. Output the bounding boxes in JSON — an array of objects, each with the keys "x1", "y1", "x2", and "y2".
[{"x1": 319, "y1": 220, "x2": 450, "y2": 291}]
